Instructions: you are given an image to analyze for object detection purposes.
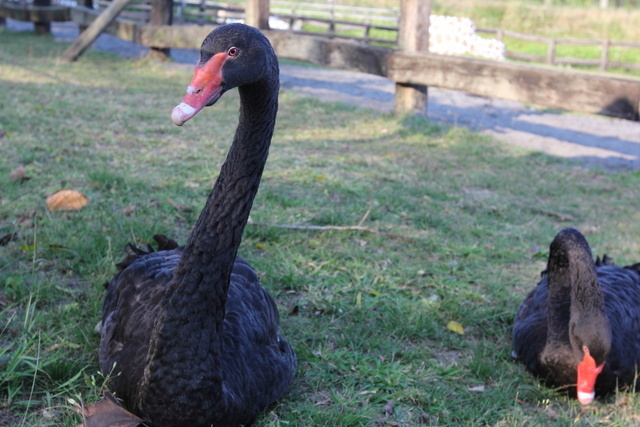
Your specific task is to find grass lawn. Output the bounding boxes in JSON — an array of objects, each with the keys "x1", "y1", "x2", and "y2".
[{"x1": 1, "y1": 29, "x2": 640, "y2": 426}]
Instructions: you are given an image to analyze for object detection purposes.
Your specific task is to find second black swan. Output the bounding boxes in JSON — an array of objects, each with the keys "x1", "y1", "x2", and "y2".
[
  {"x1": 99, "y1": 24, "x2": 297, "y2": 426},
  {"x1": 513, "y1": 228, "x2": 640, "y2": 404}
]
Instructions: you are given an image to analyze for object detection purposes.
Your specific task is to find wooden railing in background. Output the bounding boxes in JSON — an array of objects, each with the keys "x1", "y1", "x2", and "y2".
[
  {"x1": 4, "y1": 0, "x2": 640, "y2": 73},
  {"x1": 1, "y1": 0, "x2": 640, "y2": 121},
  {"x1": 477, "y1": 28, "x2": 640, "y2": 72}
]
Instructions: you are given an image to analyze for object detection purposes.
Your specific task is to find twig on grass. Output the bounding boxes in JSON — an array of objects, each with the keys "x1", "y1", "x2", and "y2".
[
  {"x1": 248, "y1": 199, "x2": 377, "y2": 233},
  {"x1": 247, "y1": 219, "x2": 376, "y2": 233}
]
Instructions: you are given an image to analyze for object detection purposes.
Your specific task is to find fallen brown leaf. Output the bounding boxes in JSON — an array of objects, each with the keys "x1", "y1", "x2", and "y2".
[
  {"x1": 46, "y1": 189, "x2": 88, "y2": 211},
  {"x1": 75, "y1": 391, "x2": 142, "y2": 427}
]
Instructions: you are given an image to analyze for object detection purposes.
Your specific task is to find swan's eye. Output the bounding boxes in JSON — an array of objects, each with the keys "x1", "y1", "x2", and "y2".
[{"x1": 227, "y1": 47, "x2": 238, "y2": 57}]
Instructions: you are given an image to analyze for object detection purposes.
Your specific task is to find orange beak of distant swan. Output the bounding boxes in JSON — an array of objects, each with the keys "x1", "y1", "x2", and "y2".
[
  {"x1": 171, "y1": 52, "x2": 228, "y2": 126},
  {"x1": 576, "y1": 346, "x2": 605, "y2": 405}
]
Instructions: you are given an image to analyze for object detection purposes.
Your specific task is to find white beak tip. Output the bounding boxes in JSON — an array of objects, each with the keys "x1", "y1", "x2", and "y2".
[
  {"x1": 171, "y1": 102, "x2": 197, "y2": 126},
  {"x1": 577, "y1": 391, "x2": 595, "y2": 405}
]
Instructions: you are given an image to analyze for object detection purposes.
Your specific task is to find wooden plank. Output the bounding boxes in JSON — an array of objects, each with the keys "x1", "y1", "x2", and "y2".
[
  {"x1": 62, "y1": 0, "x2": 134, "y2": 61},
  {"x1": 136, "y1": 25, "x2": 392, "y2": 75},
  {"x1": 611, "y1": 40, "x2": 640, "y2": 48},
  {"x1": 506, "y1": 51, "x2": 546, "y2": 61},
  {"x1": 554, "y1": 57, "x2": 601, "y2": 66},
  {"x1": 0, "y1": 3, "x2": 71, "y2": 22},
  {"x1": 502, "y1": 30, "x2": 552, "y2": 43},
  {"x1": 280, "y1": 30, "x2": 393, "y2": 46},
  {"x1": 69, "y1": 6, "x2": 137, "y2": 38},
  {"x1": 388, "y1": 51, "x2": 640, "y2": 120},
  {"x1": 266, "y1": 30, "x2": 391, "y2": 76},
  {"x1": 138, "y1": 24, "x2": 215, "y2": 49},
  {"x1": 609, "y1": 61, "x2": 640, "y2": 71}
]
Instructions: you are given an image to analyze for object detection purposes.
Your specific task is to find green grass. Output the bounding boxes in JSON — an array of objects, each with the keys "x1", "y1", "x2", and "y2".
[{"x1": 1, "y1": 29, "x2": 640, "y2": 426}]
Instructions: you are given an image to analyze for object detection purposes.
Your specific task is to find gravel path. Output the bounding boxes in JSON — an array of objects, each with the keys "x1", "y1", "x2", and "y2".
[{"x1": 6, "y1": 19, "x2": 640, "y2": 171}]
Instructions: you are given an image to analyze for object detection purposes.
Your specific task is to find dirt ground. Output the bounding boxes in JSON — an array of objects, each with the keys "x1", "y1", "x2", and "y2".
[{"x1": 6, "y1": 20, "x2": 640, "y2": 171}]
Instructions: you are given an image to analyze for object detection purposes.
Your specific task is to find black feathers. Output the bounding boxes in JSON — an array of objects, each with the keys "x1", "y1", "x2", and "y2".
[
  {"x1": 513, "y1": 228, "x2": 640, "y2": 399},
  {"x1": 99, "y1": 24, "x2": 296, "y2": 426}
]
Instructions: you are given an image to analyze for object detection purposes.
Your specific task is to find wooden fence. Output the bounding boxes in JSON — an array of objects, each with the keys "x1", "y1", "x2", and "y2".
[
  {"x1": 1, "y1": 0, "x2": 640, "y2": 121},
  {"x1": 477, "y1": 28, "x2": 640, "y2": 72},
  {"x1": 4, "y1": 0, "x2": 640, "y2": 72}
]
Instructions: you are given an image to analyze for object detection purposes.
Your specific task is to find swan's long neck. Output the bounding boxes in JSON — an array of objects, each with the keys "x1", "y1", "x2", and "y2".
[{"x1": 137, "y1": 66, "x2": 278, "y2": 421}]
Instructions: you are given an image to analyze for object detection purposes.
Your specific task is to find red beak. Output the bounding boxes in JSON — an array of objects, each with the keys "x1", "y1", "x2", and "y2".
[
  {"x1": 576, "y1": 346, "x2": 605, "y2": 405},
  {"x1": 171, "y1": 52, "x2": 228, "y2": 126}
]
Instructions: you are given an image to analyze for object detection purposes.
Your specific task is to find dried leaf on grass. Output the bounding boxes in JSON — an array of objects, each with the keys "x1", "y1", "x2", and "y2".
[
  {"x1": 46, "y1": 189, "x2": 88, "y2": 211},
  {"x1": 446, "y1": 320, "x2": 464, "y2": 335},
  {"x1": 75, "y1": 391, "x2": 142, "y2": 427}
]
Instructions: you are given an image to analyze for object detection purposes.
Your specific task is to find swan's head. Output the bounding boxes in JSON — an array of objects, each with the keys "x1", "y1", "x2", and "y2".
[{"x1": 171, "y1": 24, "x2": 277, "y2": 126}]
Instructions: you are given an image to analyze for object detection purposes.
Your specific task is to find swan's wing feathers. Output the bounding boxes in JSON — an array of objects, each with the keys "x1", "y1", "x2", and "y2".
[
  {"x1": 113, "y1": 235, "x2": 181, "y2": 271},
  {"x1": 227, "y1": 257, "x2": 281, "y2": 339},
  {"x1": 99, "y1": 246, "x2": 182, "y2": 400},
  {"x1": 624, "y1": 262, "x2": 640, "y2": 275},
  {"x1": 512, "y1": 277, "x2": 548, "y2": 372},
  {"x1": 221, "y1": 258, "x2": 296, "y2": 416},
  {"x1": 597, "y1": 264, "x2": 640, "y2": 384}
]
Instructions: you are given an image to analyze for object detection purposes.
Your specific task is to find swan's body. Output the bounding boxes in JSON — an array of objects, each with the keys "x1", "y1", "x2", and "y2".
[
  {"x1": 513, "y1": 228, "x2": 640, "y2": 404},
  {"x1": 99, "y1": 24, "x2": 296, "y2": 426}
]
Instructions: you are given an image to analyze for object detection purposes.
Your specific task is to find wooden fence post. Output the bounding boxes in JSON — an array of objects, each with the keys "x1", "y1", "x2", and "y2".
[
  {"x1": 33, "y1": 0, "x2": 51, "y2": 35},
  {"x1": 148, "y1": 0, "x2": 173, "y2": 60},
  {"x1": 79, "y1": 0, "x2": 94, "y2": 31},
  {"x1": 245, "y1": 0, "x2": 269, "y2": 29},
  {"x1": 600, "y1": 39, "x2": 610, "y2": 71},
  {"x1": 546, "y1": 38, "x2": 556, "y2": 65},
  {"x1": 395, "y1": 0, "x2": 430, "y2": 115}
]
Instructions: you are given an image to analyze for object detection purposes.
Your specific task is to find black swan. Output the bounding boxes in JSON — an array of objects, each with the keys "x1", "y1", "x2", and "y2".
[
  {"x1": 512, "y1": 228, "x2": 640, "y2": 405},
  {"x1": 99, "y1": 24, "x2": 297, "y2": 426}
]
